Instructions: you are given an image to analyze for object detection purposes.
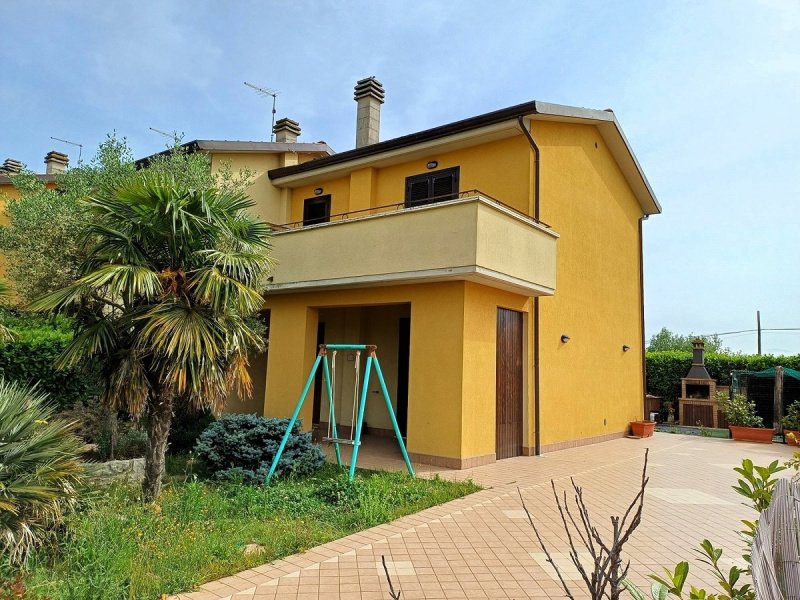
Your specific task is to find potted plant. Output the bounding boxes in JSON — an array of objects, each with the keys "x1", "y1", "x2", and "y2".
[
  {"x1": 630, "y1": 420, "x2": 656, "y2": 438},
  {"x1": 782, "y1": 401, "x2": 800, "y2": 446},
  {"x1": 716, "y1": 391, "x2": 773, "y2": 443}
]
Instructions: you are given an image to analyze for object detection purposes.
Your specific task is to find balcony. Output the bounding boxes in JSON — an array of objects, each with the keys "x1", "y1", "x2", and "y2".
[{"x1": 266, "y1": 191, "x2": 558, "y2": 296}]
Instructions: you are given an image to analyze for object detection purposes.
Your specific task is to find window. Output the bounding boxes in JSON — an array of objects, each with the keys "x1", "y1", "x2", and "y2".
[
  {"x1": 303, "y1": 195, "x2": 331, "y2": 226},
  {"x1": 404, "y1": 167, "x2": 460, "y2": 208}
]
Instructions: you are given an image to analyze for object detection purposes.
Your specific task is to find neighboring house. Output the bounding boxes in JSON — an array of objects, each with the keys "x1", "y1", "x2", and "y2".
[
  {"x1": 0, "y1": 153, "x2": 65, "y2": 276},
  {"x1": 256, "y1": 77, "x2": 660, "y2": 468}
]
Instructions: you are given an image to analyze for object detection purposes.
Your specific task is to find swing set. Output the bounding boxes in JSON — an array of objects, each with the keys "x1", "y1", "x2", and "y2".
[{"x1": 266, "y1": 344, "x2": 415, "y2": 483}]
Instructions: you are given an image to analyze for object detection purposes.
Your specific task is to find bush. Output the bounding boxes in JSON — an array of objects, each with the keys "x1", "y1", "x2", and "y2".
[
  {"x1": 0, "y1": 309, "x2": 100, "y2": 411},
  {"x1": 717, "y1": 391, "x2": 764, "y2": 428},
  {"x1": 0, "y1": 378, "x2": 85, "y2": 566},
  {"x1": 168, "y1": 405, "x2": 216, "y2": 455},
  {"x1": 194, "y1": 414, "x2": 325, "y2": 483},
  {"x1": 782, "y1": 401, "x2": 800, "y2": 431}
]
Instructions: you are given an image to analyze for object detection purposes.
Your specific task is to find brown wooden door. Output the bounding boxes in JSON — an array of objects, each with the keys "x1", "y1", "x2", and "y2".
[{"x1": 496, "y1": 308, "x2": 523, "y2": 459}]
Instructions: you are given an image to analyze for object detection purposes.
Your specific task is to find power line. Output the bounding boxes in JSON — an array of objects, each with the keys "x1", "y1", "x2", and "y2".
[{"x1": 700, "y1": 327, "x2": 800, "y2": 337}]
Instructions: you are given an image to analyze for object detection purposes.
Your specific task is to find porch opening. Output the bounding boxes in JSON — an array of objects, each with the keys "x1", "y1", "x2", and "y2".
[{"x1": 311, "y1": 304, "x2": 411, "y2": 445}]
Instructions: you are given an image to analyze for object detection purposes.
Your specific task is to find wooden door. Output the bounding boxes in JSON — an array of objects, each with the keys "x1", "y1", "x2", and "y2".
[{"x1": 496, "y1": 308, "x2": 523, "y2": 459}]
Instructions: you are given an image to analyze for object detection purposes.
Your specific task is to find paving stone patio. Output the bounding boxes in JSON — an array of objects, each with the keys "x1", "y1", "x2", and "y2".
[{"x1": 170, "y1": 433, "x2": 796, "y2": 599}]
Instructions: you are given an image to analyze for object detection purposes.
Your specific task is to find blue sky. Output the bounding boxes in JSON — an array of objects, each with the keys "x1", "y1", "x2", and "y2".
[{"x1": 2, "y1": 1, "x2": 798, "y2": 353}]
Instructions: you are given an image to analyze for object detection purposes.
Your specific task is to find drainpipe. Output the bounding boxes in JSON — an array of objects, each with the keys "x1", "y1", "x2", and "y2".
[
  {"x1": 639, "y1": 215, "x2": 648, "y2": 419},
  {"x1": 518, "y1": 116, "x2": 542, "y2": 455},
  {"x1": 517, "y1": 116, "x2": 540, "y2": 221}
]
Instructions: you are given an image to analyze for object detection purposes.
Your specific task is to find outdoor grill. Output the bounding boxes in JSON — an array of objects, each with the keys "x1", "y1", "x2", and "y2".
[{"x1": 679, "y1": 339, "x2": 729, "y2": 428}]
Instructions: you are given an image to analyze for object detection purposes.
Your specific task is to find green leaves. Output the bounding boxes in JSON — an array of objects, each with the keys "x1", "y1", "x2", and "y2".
[
  {"x1": 732, "y1": 459, "x2": 784, "y2": 513},
  {"x1": 650, "y1": 561, "x2": 689, "y2": 597}
]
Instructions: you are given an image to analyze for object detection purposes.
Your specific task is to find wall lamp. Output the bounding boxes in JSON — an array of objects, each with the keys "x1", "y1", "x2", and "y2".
[
  {"x1": 313, "y1": 187, "x2": 324, "y2": 195},
  {"x1": 426, "y1": 160, "x2": 438, "y2": 169},
  {"x1": 560, "y1": 335, "x2": 570, "y2": 343},
  {"x1": 622, "y1": 345, "x2": 631, "y2": 352}
]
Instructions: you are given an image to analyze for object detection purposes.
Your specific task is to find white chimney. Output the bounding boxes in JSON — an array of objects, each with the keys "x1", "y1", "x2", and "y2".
[
  {"x1": 44, "y1": 151, "x2": 69, "y2": 174},
  {"x1": 273, "y1": 118, "x2": 301, "y2": 143},
  {"x1": 354, "y1": 76, "x2": 385, "y2": 148}
]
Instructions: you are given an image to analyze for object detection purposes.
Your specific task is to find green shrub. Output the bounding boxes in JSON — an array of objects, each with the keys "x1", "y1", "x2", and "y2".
[
  {"x1": 782, "y1": 401, "x2": 800, "y2": 431},
  {"x1": 194, "y1": 414, "x2": 325, "y2": 483},
  {"x1": 168, "y1": 405, "x2": 216, "y2": 455},
  {"x1": 0, "y1": 378, "x2": 85, "y2": 566},
  {"x1": 0, "y1": 309, "x2": 100, "y2": 411},
  {"x1": 717, "y1": 391, "x2": 764, "y2": 428}
]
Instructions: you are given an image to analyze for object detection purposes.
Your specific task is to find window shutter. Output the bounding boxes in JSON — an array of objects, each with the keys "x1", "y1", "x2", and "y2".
[
  {"x1": 432, "y1": 172, "x2": 457, "y2": 201},
  {"x1": 406, "y1": 179, "x2": 431, "y2": 206}
]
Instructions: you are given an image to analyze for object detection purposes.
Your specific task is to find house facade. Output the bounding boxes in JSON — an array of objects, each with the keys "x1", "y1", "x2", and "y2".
[{"x1": 255, "y1": 78, "x2": 660, "y2": 468}]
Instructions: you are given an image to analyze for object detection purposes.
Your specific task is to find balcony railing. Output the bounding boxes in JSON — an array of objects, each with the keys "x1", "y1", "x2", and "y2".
[{"x1": 270, "y1": 189, "x2": 551, "y2": 232}]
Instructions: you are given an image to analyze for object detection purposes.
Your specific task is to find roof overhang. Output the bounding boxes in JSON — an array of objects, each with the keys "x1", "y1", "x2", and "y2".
[
  {"x1": 135, "y1": 140, "x2": 333, "y2": 168},
  {"x1": 269, "y1": 100, "x2": 661, "y2": 216}
]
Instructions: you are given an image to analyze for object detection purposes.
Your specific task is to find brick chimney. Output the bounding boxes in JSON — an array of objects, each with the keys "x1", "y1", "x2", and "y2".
[
  {"x1": 354, "y1": 76, "x2": 385, "y2": 148},
  {"x1": 44, "y1": 151, "x2": 69, "y2": 174},
  {"x1": 273, "y1": 118, "x2": 301, "y2": 143},
  {"x1": 1, "y1": 159, "x2": 23, "y2": 175}
]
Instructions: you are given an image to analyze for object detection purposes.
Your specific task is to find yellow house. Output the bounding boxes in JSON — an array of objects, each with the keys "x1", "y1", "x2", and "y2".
[{"x1": 252, "y1": 77, "x2": 661, "y2": 468}]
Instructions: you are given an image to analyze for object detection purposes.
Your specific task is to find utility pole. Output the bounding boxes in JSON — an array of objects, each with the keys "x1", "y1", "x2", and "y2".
[{"x1": 757, "y1": 310, "x2": 762, "y2": 355}]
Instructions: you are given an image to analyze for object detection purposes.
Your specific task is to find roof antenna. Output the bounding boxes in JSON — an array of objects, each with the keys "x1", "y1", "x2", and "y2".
[
  {"x1": 244, "y1": 82, "x2": 279, "y2": 141},
  {"x1": 50, "y1": 136, "x2": 83, "y2": 165},
  {"x1": 149, "y1": 127, "x2": 180, "y2": 143}
]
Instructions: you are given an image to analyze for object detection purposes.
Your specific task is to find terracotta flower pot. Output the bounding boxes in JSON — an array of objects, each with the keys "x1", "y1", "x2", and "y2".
[
  {"x1": 729, "y1": 426, "x2": 775, "y2": 444},
  {"x1": 630, "y1": 421, "x2": 656, "y2": 438},
  {"x1": 784, "y1": 430, "x2": 800, "y2": 446}
]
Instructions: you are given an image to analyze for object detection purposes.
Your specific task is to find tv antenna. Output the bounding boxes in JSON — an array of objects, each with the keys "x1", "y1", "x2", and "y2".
[
  {"x1": 244, "y1": 81, "x2": 279, "y2": 141},
  {"x1": 149, "y1": 127, "x2": 178, "y2": 141},
  {"x1": 50, "y1": 136, "x2": 83, "y2": 164}
]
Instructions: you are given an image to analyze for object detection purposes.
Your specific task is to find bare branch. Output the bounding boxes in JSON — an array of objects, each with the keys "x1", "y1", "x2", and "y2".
[
  {"x1": 381, "y1": 555, "x2": 402, "y2": 600},
  {"x1": 518, "y1": 487, "x2": 576, "y2": 600}
]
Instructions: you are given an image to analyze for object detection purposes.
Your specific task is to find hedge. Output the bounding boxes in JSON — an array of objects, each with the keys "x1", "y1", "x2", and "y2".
[
  {"x1": 0, "y1": 310, "x2": 100, "y2": 411},
  {"x1": 646, "y1": 351, "x2": 800, "y2": 404}
]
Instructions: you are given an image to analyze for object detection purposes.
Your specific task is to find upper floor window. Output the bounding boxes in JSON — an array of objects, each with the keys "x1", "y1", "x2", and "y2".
[
  {"x1": 404, "y1": 167, "x2": 460, "y2": 208},
  {"x1": 303, "y1": 195, "x2": 331, "y2": 226}
]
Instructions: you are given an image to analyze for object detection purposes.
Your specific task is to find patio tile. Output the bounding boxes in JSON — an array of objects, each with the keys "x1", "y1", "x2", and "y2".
[{"x1": 169, "y1": 434, "x2": 795, "y2": 599}]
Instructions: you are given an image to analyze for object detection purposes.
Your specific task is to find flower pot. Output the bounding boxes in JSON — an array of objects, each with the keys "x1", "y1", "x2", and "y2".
[
  {"x1": 729, "y1": 426, "x2": 775, "y2": 444},
  {"x1": 630, "y1": 421, "x2": 656, "y2": 438},
  {"x1": 784, "y1": 430, "x2": 800, "y2": 446}
]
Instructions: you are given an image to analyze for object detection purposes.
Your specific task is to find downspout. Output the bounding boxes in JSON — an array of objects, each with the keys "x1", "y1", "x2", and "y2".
[
  {"x1": 639, "y1": 215, "x2": 648, "y2": 419},
  {"x1": 518, "y1": 116, "x2": 542, "y2": 455}
]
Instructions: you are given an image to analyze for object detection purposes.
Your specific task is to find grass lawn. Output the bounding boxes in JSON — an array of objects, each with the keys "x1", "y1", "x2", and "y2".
[{"x1": 20, "y1": 464, "x2": 480, "y2": 599}]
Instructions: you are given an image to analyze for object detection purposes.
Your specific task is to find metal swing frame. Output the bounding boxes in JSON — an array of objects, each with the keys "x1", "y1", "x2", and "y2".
[{"x1": 265, "y1": 344, "x2": 415, "y2": 483}]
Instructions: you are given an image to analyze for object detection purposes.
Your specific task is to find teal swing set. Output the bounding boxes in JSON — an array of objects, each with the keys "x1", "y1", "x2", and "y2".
[{"x1": 266, "y1": 344, "x2": 415, "y2": 483}]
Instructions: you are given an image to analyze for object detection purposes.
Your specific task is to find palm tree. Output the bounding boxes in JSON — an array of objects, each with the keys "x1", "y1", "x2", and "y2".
[
  {"x1": 30, "y1": 173, "x2": 272, "y2": 500},
  {"x1": 0, "y1": 379, "x2": 84, "y2": 565}
]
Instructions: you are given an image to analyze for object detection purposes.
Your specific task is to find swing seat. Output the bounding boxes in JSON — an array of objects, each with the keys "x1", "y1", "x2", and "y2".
[{"x1": 322, "y1": 437, "x2": 361, "y2": 446}]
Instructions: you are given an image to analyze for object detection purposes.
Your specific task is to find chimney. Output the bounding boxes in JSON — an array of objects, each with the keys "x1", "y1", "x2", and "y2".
[
  {"x1": 686, "y1": 338, "x2": 712, "y2": 380},
  {"x1": 44, "y1": 151, "x2": 69, "y2": 175},
  {"x1": 1, "y1": 159, "x2": 23, "y2": 175},
  {"x1": 273, "y1": 118, "x2": 301, "y2": 143},
  {"x1": 354, "y1": 76, "x2": 385, "y2": 148}
]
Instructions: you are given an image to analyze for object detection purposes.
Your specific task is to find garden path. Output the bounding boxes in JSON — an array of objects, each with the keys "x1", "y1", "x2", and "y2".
[{"x1": 171, "y1": 433, "x2": 795, "y2": 599}]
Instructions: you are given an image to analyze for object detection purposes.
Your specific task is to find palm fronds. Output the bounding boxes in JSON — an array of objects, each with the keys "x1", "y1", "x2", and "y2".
[{"x1": 0, "y1": 379, "x2": 85, "y2": 565}]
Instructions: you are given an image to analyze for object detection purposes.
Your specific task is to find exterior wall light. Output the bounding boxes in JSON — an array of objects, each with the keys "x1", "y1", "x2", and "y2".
[
  {"x1": 560, "y1": 335, "x2": 570, "y2": 343},
  {"x1": 313, "y1": 187, "x2": 324, "y2": 195},
  {"x1": 426, "y1": 160, "x2": 438, "y2": 169},
  {"x1": 622, "y1": 345, "x2": 631, "y2": 352}
]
